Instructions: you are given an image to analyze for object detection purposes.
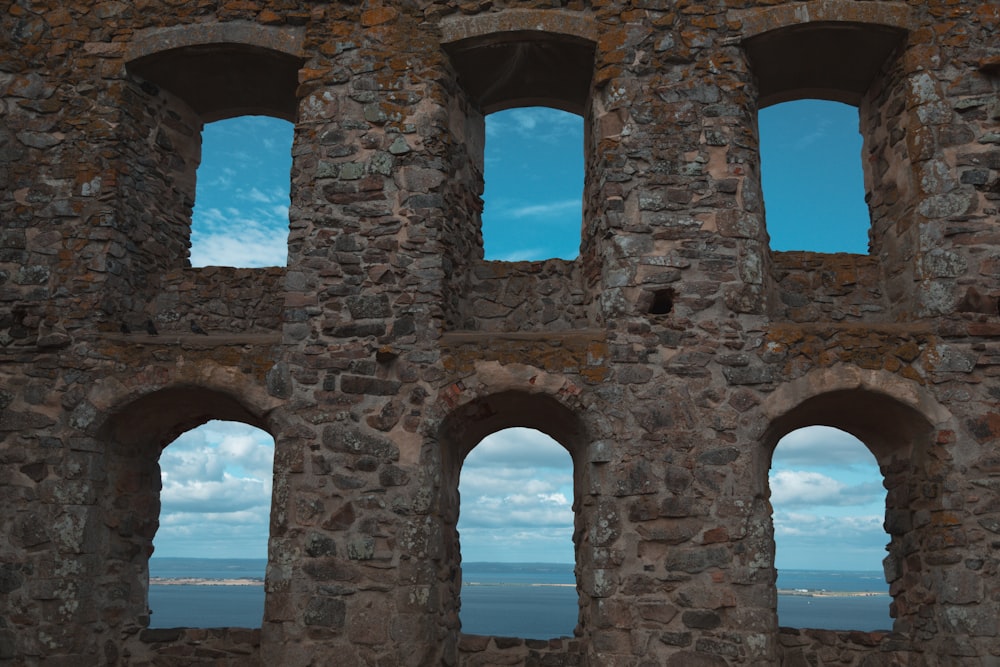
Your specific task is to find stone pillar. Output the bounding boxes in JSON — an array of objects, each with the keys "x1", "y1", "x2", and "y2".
[
  {"x1": 265, "y1": 5, "x2": 479, "y2": 664},
  {"x1": 865, "y1": 18, "x2": 998, "y2": 319},
  {"x1": 577, "y1": 5, "x2": 778, "y2": 663},
  {"x1": 587, "y1": 11, "x2": 768, "y2": 328}
]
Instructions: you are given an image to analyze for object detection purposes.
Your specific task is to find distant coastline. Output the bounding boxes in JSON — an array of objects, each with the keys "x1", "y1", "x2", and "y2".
[
  {"x1": 777, "y1": 589, "x2": 888, "y2": 599},
  {"x1": 464, "y1": 582, "x2": 575, "y2": 588},
  {"x1": 148, "y1": 562, "x2": 893, "y2": 633},
  {"x1": 149, "y1": 577, "x2": 885, "y2": 599},
  {"x1": 150, "y1": 577, "x2": 263, "y2": 587}
]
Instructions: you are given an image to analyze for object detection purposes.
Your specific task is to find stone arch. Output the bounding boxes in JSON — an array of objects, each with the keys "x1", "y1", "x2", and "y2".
[
  {"x1": 759, "y1": 366, "x2": 954, "y2": 635},
  {"x1": 89, "y1": 366, "x2": 280, "y2": 630},
  {"x1": 734, "y1": 3, "x2": 911, "y2": 107},
  {"x1": 761, "y1": 365, "x2": 950, "y2": 454},
  {"x1": 126, "y1": 22, "x2": 306, "y2": 122},
  {"x1": 759, "y1": 366, "x2": 950, "y2": 487},
  {"x1": 735, "y1": 1, "x2": 912, "y2": 39},
  {"x1": 432, "y1": 363, "x2": 597, "y2": 509},
  {"x1": 440, "y1": 11, "x2": 597, "y2": 115},
  {"x1": 88, "y1": 360, "x2": 281, "y2": 441},
  {"x1": 438, "y1": 388, "x2": 590, "y2": 488},
  {"x1": 430, "y1": 367, "x2": 597, "y2": 643},
  {"x1": 100, "y1": 384, "x2": 270, "y2": 452},
  {"x1": 114, "y1": 22, "x2": 305, "y2": 280}
]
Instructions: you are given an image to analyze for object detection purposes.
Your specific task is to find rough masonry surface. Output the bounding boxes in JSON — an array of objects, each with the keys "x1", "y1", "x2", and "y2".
[{"x1": 1, "y1": 0, "x2": 998, "y2": 665}]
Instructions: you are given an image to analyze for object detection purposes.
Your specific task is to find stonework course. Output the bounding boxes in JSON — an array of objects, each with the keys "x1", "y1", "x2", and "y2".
[{"x1": 1, "y1": 0, "x2": 998, "y2": 665}]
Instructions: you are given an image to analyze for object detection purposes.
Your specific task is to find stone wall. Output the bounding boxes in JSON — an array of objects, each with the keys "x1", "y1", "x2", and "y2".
[
  {"x1": 770, "y1": 253, "x2": 887, "y2": 322},
  {"x1": 1, "y1": 1, "x2": 998, "y2": 666},
  {"x1": 457, "y1": 260, "x2": 594, "y2": 332}
]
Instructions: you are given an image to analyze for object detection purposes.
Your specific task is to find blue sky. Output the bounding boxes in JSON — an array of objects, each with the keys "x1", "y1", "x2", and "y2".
[{"x1": 154, "y1": 101, "x2": 887, "y2": 572}]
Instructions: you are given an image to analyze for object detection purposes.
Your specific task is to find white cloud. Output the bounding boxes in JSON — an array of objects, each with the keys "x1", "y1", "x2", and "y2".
[
  {"x1": 189, "y1": 219, "x2": 288, "y2": 267},
  {"x1": 460, "y1": 471, "x2": 569, "y2": 497},
  {"x1": 461, "y1": 501, "x2": 573, "y2": 530},
  {"x1": 538, "y1": 492, "x2": 569, "y2": 505},
  {"x1": 772, "y1": 510, "x2": 887, "y2": 566},
  {"x1": 465, "y1": 428, "x2": 573, "y2": 468},
  {"x1": 770, "y1": 470, "x2": 845, "y2": 505},
  {"x1": 244, "y1": 187, "x2": 274, "y2": 204},
  {"x1": 156, "y1": 422, "x2": 274, "y2": 558},
  {"x1": 160, "y1": 474, "x2": 271, "y2": 514},
  {"x1": 191, "y1": 115, "x2": 293, "y2": 268},
  {"x1": 772, "y1": 510, "x2": 888, "y2": 571},
  {"x1": 494, "y1": 248, "x2": 548, "y2": 262},
  {"x1": 772, "y1": 426, "x2": 877, "y2": 470},
  {"x1": 769, "y1": 470, "x2": 882, "y2": 508},
  {"x1": 507, "y1": 199, "x2": 580, "y2": 220},
  {"x1": 791, "y1": 117, "x2": 833, "y2": 151},
  {"x1": 487, "y1": 107, "x2": 580, "y2": 143},
  {"x1": 511, "y1": 110, "x2": 538, "y2": 132},
  {"x1": 458, "y1": 428, "x2": 575, "y2": 562}
]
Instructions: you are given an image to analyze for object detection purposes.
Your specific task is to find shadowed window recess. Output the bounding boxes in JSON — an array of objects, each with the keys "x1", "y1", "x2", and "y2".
[{"x1": 444, "y1": 30, "x2": 595, "y2": 262}]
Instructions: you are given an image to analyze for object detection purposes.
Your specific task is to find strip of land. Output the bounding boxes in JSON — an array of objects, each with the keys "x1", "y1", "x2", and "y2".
[
  {"x1": 777, "y1": 589, "x2": 888, "y2": 598},
  {"x1": 463, "y1": 582, "x2": 574, "y2": 588},
  {"x1": 149, "y1": 578, "x2": 886, "y2": 598},
  {"x1": 150, "y1": 577, "x2": 263, "y2": 587}
]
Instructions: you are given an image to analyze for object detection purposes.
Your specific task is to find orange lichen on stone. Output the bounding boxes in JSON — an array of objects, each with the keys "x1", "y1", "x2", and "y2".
[
  {"x1": 361, "y1": 6, "x2": 400, "y2": 27},
  {"x1": 2, "y1": 1, "x2": 997, "y2": 665}
]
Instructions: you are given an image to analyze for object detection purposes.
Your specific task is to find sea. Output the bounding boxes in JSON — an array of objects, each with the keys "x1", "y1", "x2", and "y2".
[{"x1": 148, "y1": 558, "x2": 893, "y2": 637}]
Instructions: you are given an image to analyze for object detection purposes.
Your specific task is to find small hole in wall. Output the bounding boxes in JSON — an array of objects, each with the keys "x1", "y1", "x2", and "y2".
[{"x1": 648, "y1": 289, "x2": 674, "y2": 316}]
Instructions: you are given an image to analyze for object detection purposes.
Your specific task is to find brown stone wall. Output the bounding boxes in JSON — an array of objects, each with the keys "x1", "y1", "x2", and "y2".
[
  {"x1": 457, "y1": 260, "x2": 595, "y2": 332},
  {"x1": 152, "y1": 267, "x2": 285, "y2": 335},
  {"x1": 770, "y1": 252, "x2": 888, "y2": 322},
  {"x1": 1, "y1": 1, "x2": 998, "y2": 666}
]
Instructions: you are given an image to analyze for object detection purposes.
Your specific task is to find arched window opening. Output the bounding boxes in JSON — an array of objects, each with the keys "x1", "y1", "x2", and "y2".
[
  {"x1": 148, "y1": 420, "x2": 274, "y2": 628},
  {"x1": 482, "y1": 108, "x2": 583, "y2": 261},
  {"x1": 759, "y1": 99, "x2": 870, "y2": 254},
  {"x1": 125, "y1": 35, "x2": 303, "y2": 273},
  {"x1": 457, "y1": 427, "x2": 577, "y2": 638},
  {"x1": 190, "y1": 116, "x2": 293, "y2": 268},
  {"x1": 770, "y1": 425, "x2": 891, "y2": 631}
]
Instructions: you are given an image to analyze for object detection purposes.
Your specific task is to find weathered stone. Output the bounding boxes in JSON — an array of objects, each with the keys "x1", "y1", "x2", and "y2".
[
  {"x1": 1, "y1": 3, "x2": 996, "y2": 666},
  {"x1": 341, "y1": 374, "x2": 402, "y2": 395},
  {"x1": 637, "y1": 600, "x2": 679, "y2": 624},
  {"x1": 682, "y1": 610, "x2": 722, "y2": 630},
  {"x1": 303, "y1": 597, "x2": 346, "y2": 627},
  {"x1": 664, "y1": 651, "x2": 727, "y2": 666},
  {"x1": 378, "y1": 464, "x2": 409, "y2": 487},
  {"x1": 347, "y1": 294, "x2": 391, "y2": 320},
  {"x1": 0, "y1": 564, "x2": 25, "y2": 594},
  {"x1": 346, "y1": 536, "x2": 375, "y2": 561},
  {"x1": 697, "y1": 448, "x2": 739, "y2": 466},
  {"x1": 664, "y1": 546, "x2": 729, "y2": 574},
  {"x1": 266, "y1": 361, "x2": 292, "y2": 398},
  {"x1": 322, "y1": 424, "x2": 399, "y2": 462},
  {"x1": 305, "y1": 533, "x2": 338, "y2": 558}
]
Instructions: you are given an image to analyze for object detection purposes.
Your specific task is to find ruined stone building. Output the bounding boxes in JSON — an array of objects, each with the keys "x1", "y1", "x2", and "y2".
[{"x1": 1, "y1": 0, "x2": 998, "y2": 664}]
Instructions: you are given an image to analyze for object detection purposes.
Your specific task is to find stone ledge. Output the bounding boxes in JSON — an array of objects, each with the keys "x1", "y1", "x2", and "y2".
[
  {"x1": 99, "y1": 333, "x2": 282, "y2": 347},
  {"x1": 441, "y1": 329, "x2": 606, "y2": 345}
]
